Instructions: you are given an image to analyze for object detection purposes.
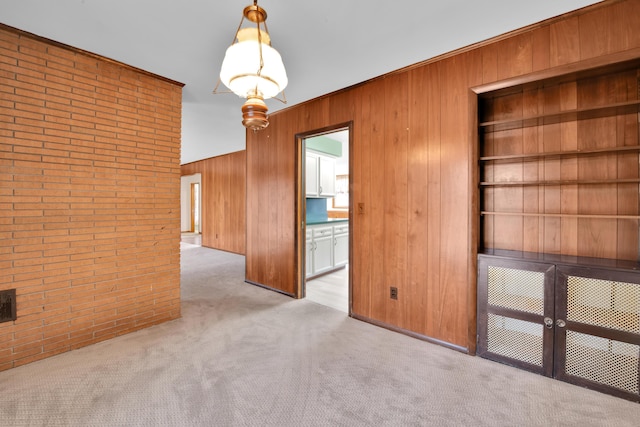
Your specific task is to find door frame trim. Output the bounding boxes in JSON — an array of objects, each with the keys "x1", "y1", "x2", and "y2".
[{"x1": 295, "y1": 122, "x2": 353, "y2": 315}]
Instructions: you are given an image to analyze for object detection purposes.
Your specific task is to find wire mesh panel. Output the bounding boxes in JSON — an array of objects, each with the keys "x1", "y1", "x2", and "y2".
[
  {"x1": 565, "y1": 330, "x2": 639, "y2": 395},
  {"x1": 478, "y1": 256, "x2": 554, "y2": 376},
  {"x1": 487, "y1": 313, "x2": 544, "y2": 367},
  {"x1": 567, "y1": 276, "x2": 640, "y2": 334},
  {"x1": 488, "y1": 266, "x2": 545, "y2": 315}
]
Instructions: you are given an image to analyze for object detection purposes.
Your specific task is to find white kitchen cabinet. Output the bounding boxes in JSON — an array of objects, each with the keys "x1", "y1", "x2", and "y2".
[
  {"x1": 305, "y1": 153, "x2": 319, "y2": 197},
  {"x1": 305, "y1": 229, "x2": 312, "y2": 277},
  {"x1": 311, "y1": 226, "x2": 333, "y2": 276},
  {"x1": 306, "y1": 222, "x2": 349, "y2": 279},
  {"x1": 305, "y1": 151, "x2": 336, "y2": 197},
  {"x1": 333, "y1": 223, "x2": 349, "y2": 267},
  {"x1": 318, "y1": 155, "x2": 336, "y2": 197}
]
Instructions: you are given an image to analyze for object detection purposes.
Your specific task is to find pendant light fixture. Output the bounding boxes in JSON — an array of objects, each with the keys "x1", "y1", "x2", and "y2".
[{"x1": 215, "y1": 0, "x2": 288, "y2": 131}]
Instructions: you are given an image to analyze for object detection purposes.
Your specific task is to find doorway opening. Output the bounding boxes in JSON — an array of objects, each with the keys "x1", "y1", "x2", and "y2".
[
  {"x1": 180, "y1": 173, "x2": 202, "y2": 246},
  {"x1": 297, "y1": 124, "x2": 351, "y2": 314},
  {"x1": 191, "y1": 182, "x2": 200, "y2": 233}
]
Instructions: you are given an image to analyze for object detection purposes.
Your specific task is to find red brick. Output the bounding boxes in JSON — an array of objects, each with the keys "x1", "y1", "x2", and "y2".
[{"x1": 1, "y1": 26, "x2": 181, "y2": 371}]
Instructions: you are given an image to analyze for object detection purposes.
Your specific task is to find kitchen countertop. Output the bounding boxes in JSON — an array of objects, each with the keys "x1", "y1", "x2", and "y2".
[{"x1": 306, "y1": 218, "x2": 349, "y2": 226}]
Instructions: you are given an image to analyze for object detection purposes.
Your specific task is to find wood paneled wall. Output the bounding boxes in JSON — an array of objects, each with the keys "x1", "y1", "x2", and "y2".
[
  {"x1": 181, "y1": 150, "x2": 246, "y2": 255},
  {"x1": 245, "y1": 0, "x2": 640, "y2": 351},
  {"x1": 181, "y1": 151, "x2": 246, "y2": 255}
]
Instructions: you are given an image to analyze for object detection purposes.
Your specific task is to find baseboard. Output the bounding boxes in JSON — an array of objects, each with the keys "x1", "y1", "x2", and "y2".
[
  {"x1": 350, "y1": 313, "x2": 469, "y2": 354},
  {"x1": 244, "y1": 280, "x2": 296, "y2": 298}
]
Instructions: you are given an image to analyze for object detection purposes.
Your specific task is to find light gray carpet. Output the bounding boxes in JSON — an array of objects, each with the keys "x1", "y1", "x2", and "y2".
[{"x1": 0, "y1": 243, "x2": 639, "y2": 426}]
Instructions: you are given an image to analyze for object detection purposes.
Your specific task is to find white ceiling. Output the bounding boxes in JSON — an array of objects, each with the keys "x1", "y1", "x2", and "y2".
[{"x1": 0, "y1": 0, "x2": 602, "y2": 164}]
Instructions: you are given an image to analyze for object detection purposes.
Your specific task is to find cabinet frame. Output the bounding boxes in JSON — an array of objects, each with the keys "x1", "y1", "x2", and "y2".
[
  {"x1": 477, "y1": 255, "x2": 556, "y2": 377},
  {"x1": 478, "y1": 252, "x2": 640, "y2": 402}
]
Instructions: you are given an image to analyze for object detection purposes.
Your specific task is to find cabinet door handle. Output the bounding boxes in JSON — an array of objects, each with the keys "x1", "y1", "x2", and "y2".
[
  {"x1": 319, "y1": 186, "x2": 323, "y2": 194},
  {"x1": 544, "y1": 317, "x2": 553, "y2": 329},
  {"x1": 556, "y1": 319, "x2": 566, "y2": 328}
]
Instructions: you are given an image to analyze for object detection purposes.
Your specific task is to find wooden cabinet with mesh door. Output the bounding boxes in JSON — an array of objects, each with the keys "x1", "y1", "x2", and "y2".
[{"x1": 478, "y1": 252, "x2": 640, "y2": 402}]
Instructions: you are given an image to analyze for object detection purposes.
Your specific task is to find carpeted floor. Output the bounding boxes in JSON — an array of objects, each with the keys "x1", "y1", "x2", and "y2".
[{"x1": 0, "y1": 243, "x2": 639, "y2": 426}]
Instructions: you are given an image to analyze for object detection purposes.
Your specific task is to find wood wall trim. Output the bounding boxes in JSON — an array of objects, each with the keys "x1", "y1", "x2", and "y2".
[
  {"x1": 350, "y1": 314, "x2": 469, "y2": 354},
  {"x1": 294, "y1": 122, "x2": 353, "y2": 299},
  {"x1": 0, "y1": 23, "x2": 185, "y2": 87},
  {"x1": 180, "y1": 150, "x2": 248, "y2": 167},
  {"x1": 244, "y1": 280, "x2": 296, "y2": 298},
  {"x1": 472, "y1": 47, "x2": 640, "y2": 94},
  {"x1": 467, "y1": 89, "x2": 480, "y2": 356},
  {"x1": 295, "y1": 123, "x2": 352, "y2": 140}
]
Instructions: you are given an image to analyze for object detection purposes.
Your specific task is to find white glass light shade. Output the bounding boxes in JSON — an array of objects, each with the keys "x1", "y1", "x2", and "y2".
[{"x1": 220, "y1": 39, "x2": 288, "y2": 100}]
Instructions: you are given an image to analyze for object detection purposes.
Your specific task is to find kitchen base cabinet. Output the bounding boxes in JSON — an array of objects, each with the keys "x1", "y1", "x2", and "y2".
[
  {"x1": 333, "y1": 223, "x2": 349, "y2": 267},
  {"x1": 478, "y1": 251, "x2": 640, "y2": 402},
  {"x1": 306, "y1": 222, "x2": 349, "y2": 279},
  {"x1": 313, "y1": 228, "x2": 334, "y2": 276},
  {"x1": 305, "y1": 229, "x2": 313, "y2": 278}
]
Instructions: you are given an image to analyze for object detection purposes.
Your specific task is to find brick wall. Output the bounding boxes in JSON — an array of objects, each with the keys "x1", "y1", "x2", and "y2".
[{"x1": 0, "y1": 26, "x2": 183, "y2": 370}]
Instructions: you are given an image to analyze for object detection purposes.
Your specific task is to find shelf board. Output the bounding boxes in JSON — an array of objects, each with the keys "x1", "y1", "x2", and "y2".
[
  {"x1": 480, "y1": 178, "x2": 640, "y2": 187},
  {"x1": 479, "y1": 100, "x2": 640, "y2": 133},
  {"x1": 481, "y1": 211, "x2": 640, "y2": 220},
  {"x1": 478, "y1": 248, "x2": 640, "y2": 271},
  {"x1": 480, "y1": 145, "x2": 640, "y2": 162}
]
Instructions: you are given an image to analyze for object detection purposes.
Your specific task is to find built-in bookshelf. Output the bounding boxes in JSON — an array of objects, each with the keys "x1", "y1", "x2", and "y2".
[{"x1": 479, "y1": 64, "x2": 640, "y2": 261}]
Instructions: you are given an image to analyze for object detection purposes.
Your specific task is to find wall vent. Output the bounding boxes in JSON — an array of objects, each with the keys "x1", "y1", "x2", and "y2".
[{"x1": 0, "y1": 289, "x2": 16, "y2": 323}]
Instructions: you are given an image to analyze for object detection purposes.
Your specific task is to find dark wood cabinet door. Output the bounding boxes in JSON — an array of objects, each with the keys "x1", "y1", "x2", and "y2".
[
  {"x1": 554, "y1": 266, "x2": 640, "y2": 402},
  {"x1": 478, "y1": 254, "x2": 640, "y2": 401},
  {"x1": 477, "y1": 255, "x2": 556, "y2": 377}
]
